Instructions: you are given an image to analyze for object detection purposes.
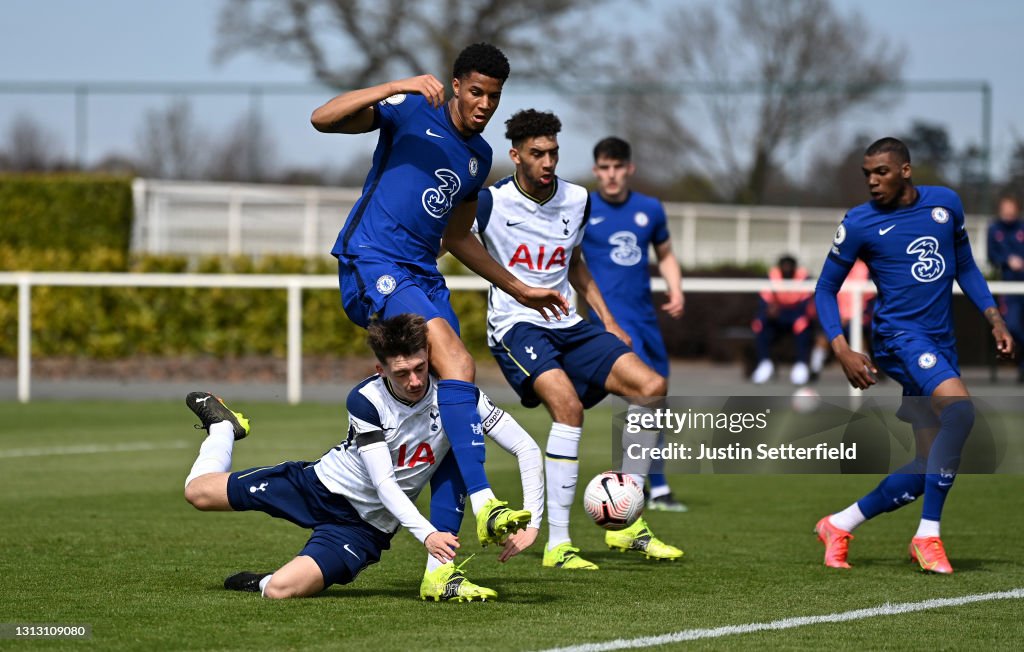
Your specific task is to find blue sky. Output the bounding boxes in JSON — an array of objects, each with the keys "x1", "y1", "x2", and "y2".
[{"x1": 1, "y1": 0, "x2": 1020, "y2": 181}]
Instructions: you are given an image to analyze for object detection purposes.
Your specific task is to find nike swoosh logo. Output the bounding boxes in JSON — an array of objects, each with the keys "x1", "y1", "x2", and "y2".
[
  {"x1": 471, "y1": 440, "x2": 486, "y2": 446},
  {"x1": 425, "y1": 128, "x2": 444, "y2": 139},
  {"x1": 937, "y1": 481, "x2": 953, "y2": 487},
  {"x1": 560, "y1": 484, "x2": 576, "y2": 489},
  {"x1": 506, "y1": 220, "x2": 525, "y2": 227},
  {"x1": 455, "y1": 506, "x2": 464, "y2": 513},
  {"x1": 879, "y1": 225, "x2": 895, "y2": 235},
  {"x1": 343, "y1": 544, "x2": 360, "y2": 559},
  {"x1": 590, "y1": 216, "x2": 605, "y2": 225}
]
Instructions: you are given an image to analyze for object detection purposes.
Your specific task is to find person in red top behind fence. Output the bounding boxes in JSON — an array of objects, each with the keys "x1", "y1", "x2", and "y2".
[{"x1": 751, "y1": 255, "x2": 814, "y2": 385}]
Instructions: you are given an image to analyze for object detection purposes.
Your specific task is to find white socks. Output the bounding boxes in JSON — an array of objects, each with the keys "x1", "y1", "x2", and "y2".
[
  {"x1": 184, "y1": 421, "x2": 235, "y2": 487},
  {"x1": 830, "y1": 504, "x2": 941, "y2": 538},
  {"x1": 469, "y1": 488, "x2": 497, "y2": 515},
  {"x1": 649, "y1": 484, "x2": 671, "y2": 499},
  {"x1": 915, "y1": 519, "x2": 940, "y2": 538},
  {"x1": 623, "y1": 405, "x2": 657, "y2": 490},
  {"x1": 829, "y1": 503, "x2": 866, "y2": 532},
  {"x1": 545, "y1": 422, "x2": 582, "y2": 549},
  {"x1": 259, "y1": 574, "x2": 273, "y2": 597},
  {"x1": 425, "y1": 555, "x2": 445, "y2": 573}
]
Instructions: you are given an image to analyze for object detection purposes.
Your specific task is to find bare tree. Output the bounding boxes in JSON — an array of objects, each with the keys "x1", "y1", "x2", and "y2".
[
  {"x1": 3, "y1": 113, "x2": 64, "y2": 171},
  {"x1": 606, "y1": 0, "x2": 903, "y2": 204},
  {"x1": 135, "y1": 99, "x2": 207, "y2": 180},
  {"x1": 213, "y1": 0, "x2": 611, "y2": 87},
  {"x1": 205, "y1": 109, "x2": 279, "y2": 183}
]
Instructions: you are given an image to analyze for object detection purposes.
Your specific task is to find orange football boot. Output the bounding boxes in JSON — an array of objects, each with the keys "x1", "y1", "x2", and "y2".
[
  {"x1": 909, "y1": 536, "x2": 953, "y2": 574},
  {"x1": 815, "y1": 516, "x2": 853, "y2": 569}
]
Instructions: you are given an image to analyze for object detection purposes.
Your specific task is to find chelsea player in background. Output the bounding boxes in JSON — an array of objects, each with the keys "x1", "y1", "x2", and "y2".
[
  {"x1": 582, "y1": 137, "x2": 688, "y2": 513},
  {"x1": 813, "y1": 137, "x2": 1014, "y2": 574},
  {"x1": 311, "y1": 43, "x2": 566, "y2": 548}
]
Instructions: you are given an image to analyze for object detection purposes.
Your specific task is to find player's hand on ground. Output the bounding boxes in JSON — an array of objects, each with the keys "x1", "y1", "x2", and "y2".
[
  {"x1": 993, "y1": 321, "x2": 1016, "y2": 359},
  {"x1": 836, "y1": 349, "x2": 877, "y2": 390},
  {"x1": 517, "y1": 286, "x2": 570, "y2": 321},
  {"x1": 497, "y1": 527, "x2": 539, "y2": 563},
  {"x1": 606, "y1": 322, "x2": 633, "y2": 347},
  {"x1": 392, "y1": 75, "x2": 445, "y2": 108},
  {"x1": 662, "y1": 291, "x2": 685, "y2": 318},
  {"x1": 424, "y1": 531, "x2": 460, "y2": 564}
]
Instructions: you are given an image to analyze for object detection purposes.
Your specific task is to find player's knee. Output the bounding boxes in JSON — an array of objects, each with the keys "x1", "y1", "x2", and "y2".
[
  {"x1": 939, "y1": 400, "x2": 975, "y2": 434},
  {"x1": 639, "y1": 374, "x2": 668, "y2": 398},
  {"x1": 183, "y1": 482, "x2": 212, "y2": 510},
  {"x1": 262, "y1": 575, "x2": 317, "y2": 599},
  {"x1": 550, "y1": 395, "x2": 583, "y2": 425},
  {"x1": 261, "y1": 583, "x2": 299, "y2": 600}
]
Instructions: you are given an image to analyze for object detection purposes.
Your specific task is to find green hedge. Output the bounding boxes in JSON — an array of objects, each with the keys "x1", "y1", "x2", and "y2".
[
  {"x1": 0, "y1": 249, "x2": 490, "y2": 359},
  {"x1": 0, "y1": 175, "x2": 133, "y2": 262}
]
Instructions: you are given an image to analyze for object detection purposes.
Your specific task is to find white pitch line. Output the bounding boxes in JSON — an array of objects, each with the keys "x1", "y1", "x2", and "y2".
[
  {"x1": 0, "y1": 440, "x2": 191, "y2": 459},
  {"x1": 537, "y1": 588, "x2": 1024, "y2": 652}
]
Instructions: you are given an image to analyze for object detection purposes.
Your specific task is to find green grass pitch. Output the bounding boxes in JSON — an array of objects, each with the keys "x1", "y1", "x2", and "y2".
[{"x1": 1, "y1": 399, "x2": 1022, "y2": 650}]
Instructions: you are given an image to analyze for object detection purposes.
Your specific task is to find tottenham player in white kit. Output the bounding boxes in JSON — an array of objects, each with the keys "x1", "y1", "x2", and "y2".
[
  {"x1": 182, "y1": 314, "x2": 543, "y2": 601},
  {"x1": 474, "y1": 110, "x2": 684, "y2": 570}
]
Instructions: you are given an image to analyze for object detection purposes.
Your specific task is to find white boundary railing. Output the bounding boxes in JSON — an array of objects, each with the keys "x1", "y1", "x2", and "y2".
[
  {"x1": 2, "y1": 272, "x2": 1022, "y2": 404},
  {"x1": 130, "y1": 179, "x2": 995, "y2": 273}
]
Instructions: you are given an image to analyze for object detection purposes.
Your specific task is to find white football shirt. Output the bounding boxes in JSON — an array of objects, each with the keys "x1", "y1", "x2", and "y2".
[
  {"x1": 314, "y1": 374, "x2": 504, "y2": 535},
  {"x1": 475, "y1": 175, "x2": 591, "y2": 345}
]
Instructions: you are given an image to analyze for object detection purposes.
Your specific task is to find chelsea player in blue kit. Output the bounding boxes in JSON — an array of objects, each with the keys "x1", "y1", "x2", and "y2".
[
  {"x1": 582, "y1": 137, "x2": 688, "y2": 512},
  {"x1": 813, "y1": 138, "x2": 1014, "y2": 574},
  {"x1": 311, "y1": 43, "x2": 566, "y2": 549}
]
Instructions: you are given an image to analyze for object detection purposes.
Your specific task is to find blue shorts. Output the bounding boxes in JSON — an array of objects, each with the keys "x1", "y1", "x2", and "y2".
[
  {"x1": 490, "y1": 321, "x2": 633, "y2": 408},
  {"x1": 227, "y1": 461, "x2": 394, "y2": 588},
  {"x1": 873, "y1": 334, "x2": 960, "y2": 428},
  {"x1": 337, "y1": 256, "x2": 460, "y2": 333},
  {"x1": 589, "y1": 314, "x2": 668, "y2": 377}
]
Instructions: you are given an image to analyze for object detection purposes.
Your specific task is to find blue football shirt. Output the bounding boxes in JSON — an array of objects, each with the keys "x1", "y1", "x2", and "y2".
[
  {"x1": 330, "y1": 94, "x2": 493, "y2": 272},
  {"x1": 581, "y1": 191, "x2": 669, "y2": 322},
  {"x1": 825, "y1": 185, "x2": 993, "y2": 345}
]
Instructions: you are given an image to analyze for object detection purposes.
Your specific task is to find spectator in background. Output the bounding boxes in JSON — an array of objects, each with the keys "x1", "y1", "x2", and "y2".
[
  {"x1": 751, "y1": 255, "x2": 813, "y2": 385},
  {"x1": 986, "y1": 194, "x2": 1024, "y2": 382}
]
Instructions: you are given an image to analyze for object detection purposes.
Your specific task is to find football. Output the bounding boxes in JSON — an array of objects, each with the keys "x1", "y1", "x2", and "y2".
[
  {"x1": 791, "y1": 386, "x2": 821, "y2": 414},
  {"x1": 582, "y1": 471, "x2": 644, "y2": 530}
]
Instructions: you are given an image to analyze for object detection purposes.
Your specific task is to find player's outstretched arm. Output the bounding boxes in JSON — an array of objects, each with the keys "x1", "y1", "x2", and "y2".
[
  {"x1": 358, "y1": 441, "x2": 459, "y2": 563},
  {"x1": 443, "y1": 201, "x2": 569, "y2": 320},
  {"x1": 310, "y1": 75, "x2": 445, "y2": 134},
  {"x1": 570, "y1": 248, "x2": 631, "y2": 346},
  {"x1": 480, "y1": 403, "x2": 544, "y2": 562},
  {"x1": 655, "y1": 239, "x2": 685, "y2": 318},
  {"x1": 816, "y1": 255, "x2": 876, "y2": 389}
]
